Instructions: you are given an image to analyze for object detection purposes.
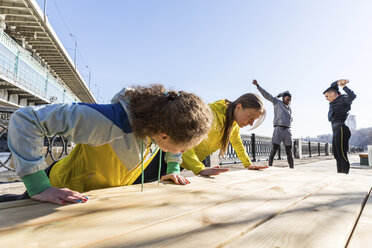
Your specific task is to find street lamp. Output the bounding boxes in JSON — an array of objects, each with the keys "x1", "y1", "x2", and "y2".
[
  {"x1": 43, "y1": 0, "x2": 47, "y2": 21},
  {"x1": 85, "y1": 65, "x2": 91, "y2": 90},
  {"x1": 94, "y1": 84, "x2": 100, "y2": 103},
  {"x1": 69, "y1": 33, "x2": 77, "y2": 69}
]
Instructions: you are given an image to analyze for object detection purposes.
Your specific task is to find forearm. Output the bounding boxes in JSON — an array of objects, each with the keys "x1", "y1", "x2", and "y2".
[
  {"x1": 165, "y1": 152, "x2": 182, "y2": 174},
  {"x1": 181, "y1": 149, "x2": 205, "y2": 175},
  {"x1": 343, "y1": 86, "x2": 356, "y2": 102},
  {"x1": 230, "y1": 126, "x2": 252, "y2": 167},
  {"x1": 257, "y1": 85, "x2": 276, "y2": 103}
]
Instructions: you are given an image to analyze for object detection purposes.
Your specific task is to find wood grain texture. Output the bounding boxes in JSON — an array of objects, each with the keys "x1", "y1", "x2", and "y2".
[{"x1": 0, "y1": 162, "x2": 371, "y2": 248}]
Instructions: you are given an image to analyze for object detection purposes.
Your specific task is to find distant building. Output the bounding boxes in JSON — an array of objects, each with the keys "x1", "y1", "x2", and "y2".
[{"x1": 346, "y1": 115, "x2": 357, "y2": 131}]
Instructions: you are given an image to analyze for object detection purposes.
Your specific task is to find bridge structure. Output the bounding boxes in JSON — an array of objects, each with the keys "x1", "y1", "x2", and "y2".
[{"x1": 0, "y1": 0, "x2": 95, "y2": 108}]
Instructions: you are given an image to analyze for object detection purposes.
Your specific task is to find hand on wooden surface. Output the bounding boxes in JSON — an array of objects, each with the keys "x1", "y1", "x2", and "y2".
[
  {"x1": 247, "y1": 164, "x2": 269, "y2": 170},
  {"x1": 199, "y1": 166, "x2": 230, "y2": 177},
  {"x1": 30, "y1": 187, "x2": 88, "y2": 205},
  {"x1": 161, "y1": 173, "x2": 190, "y2": 185}
]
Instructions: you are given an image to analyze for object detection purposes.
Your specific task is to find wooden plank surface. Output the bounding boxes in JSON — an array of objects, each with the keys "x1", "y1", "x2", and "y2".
[
  {"x1": 224, "y1": 176, "x2": 371, "y2": 248},
  {"x1": 0, "y1": 164, "x2": 371, "y2": 248},
  {"x1": 347, "y1": 188, "x2": 372, "y2": 248}
]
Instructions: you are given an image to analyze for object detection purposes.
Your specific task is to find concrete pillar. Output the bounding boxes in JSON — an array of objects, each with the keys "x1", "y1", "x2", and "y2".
[
  {"x1": 0, "y1": 89, "x2": 8, "y2": 101},
  {"x1": 19, "y1": 98, "x2": 28, "y2": 106},
  {"x1": 0, "y1": 15, "x2": 6, "y2": 31},
  {"x1": 294, "y1": 139, "x2": 302, "y2": 159},
  {"x1": 9, "y1": 94, "x2": 18, "y2": 105}
]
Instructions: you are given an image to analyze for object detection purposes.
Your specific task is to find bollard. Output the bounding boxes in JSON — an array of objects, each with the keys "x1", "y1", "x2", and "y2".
[{"x1": 251, "y1": 134, "x2": 256, "y2": 162}]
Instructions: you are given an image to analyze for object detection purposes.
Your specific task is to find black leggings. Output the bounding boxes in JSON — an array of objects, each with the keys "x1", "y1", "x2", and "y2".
[
  {"x1": 269, "y1": 143, "x2": 294, "y2": 168},
  {"x1": 332, "y1": 124, "x2": 351, "y2": 174}
]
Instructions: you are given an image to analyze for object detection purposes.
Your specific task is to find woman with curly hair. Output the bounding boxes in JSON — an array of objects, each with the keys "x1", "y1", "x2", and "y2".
[{"x1": 5, "y1": 84, "x2": 212, "y2": 204}]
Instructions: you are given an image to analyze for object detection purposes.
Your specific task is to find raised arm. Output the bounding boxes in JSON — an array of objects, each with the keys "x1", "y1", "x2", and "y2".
[
  {"x1": 337, "y1": 79, "x2": 356, "y2": 104},
  {"x1": 252, "y1": 80, "x2": 277, "y2": 104}
]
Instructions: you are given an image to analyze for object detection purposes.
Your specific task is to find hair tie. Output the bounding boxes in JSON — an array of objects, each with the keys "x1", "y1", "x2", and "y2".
[{"x1": 164, "y1": 91, "x2": 181, "y2": 100}]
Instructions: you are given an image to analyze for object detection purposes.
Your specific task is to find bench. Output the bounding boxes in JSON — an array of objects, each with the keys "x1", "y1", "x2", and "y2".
[{"x1": 359, "y1": 153, "x2": 369, "y2": 166}]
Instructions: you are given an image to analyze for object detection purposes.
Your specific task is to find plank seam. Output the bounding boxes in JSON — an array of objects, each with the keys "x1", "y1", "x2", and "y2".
[{"x1": 344, "y1": 186, "x2": 372, "y2": 248}]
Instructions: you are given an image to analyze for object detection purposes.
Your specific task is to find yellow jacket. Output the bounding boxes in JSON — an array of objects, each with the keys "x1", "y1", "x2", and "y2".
[{"x1": 181, "y1": 100, "x2": 252, "y2": 174}]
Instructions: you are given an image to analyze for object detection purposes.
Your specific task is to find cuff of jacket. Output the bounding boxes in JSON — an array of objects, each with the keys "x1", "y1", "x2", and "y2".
[
  {"x1": 242, "y1": 159, "x2": 252, "y2": 168},
  {"x1": 22, "y1": 170, "x2": 51, "y2": 196},
  {"x1": 167, "y1": 162, "x2": 181, "y2": 174},
  {"x1": 191, "y1": 165, "x2": 205, "y2": 175}
]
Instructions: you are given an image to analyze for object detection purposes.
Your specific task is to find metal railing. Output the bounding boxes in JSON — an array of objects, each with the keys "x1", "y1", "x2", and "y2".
[
  {"x1": 220, "y1": 133, "x2": 364, "y2": 164},
  {"x1": 0, "y1": 127, "x2": 365, "y2": 171}
]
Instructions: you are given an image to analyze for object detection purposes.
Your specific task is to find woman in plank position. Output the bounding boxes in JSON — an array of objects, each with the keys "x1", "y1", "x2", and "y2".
[
  {"x1": 4, "y1": 84, "x2": 212, "y2": 204},
  {"x1": 139, "y1": 89, "x2": 268, "y2": 183}
]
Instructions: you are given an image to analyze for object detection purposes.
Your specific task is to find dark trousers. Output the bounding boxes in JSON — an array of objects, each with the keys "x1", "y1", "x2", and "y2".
[
  {"x1": 332, "y1": 124, "x2": 351, "y2": 174},
  {"x1": 269, "y1": 143, "x2": 294, "y2": 168}
]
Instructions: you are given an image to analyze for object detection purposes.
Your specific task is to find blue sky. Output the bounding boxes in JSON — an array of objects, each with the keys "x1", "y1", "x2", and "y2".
[{"x1": 36, "y1": 0, "x2": 372, "y2": 138}]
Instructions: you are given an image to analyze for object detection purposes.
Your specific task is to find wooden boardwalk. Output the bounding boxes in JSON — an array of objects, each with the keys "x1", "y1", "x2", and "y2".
[{"x1": 0, "y1": 157, "x2": 371, "y2": 248}]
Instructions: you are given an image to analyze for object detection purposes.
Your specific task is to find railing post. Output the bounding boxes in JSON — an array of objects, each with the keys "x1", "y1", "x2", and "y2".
[
  {"x1": 318, "y1": 142, "x2": 321, "y2": 156},
  {"x1": 293, "y1": 139, "x2": 302, "y2": 159},
  {"x1": 325, "y1": 143, "x2": 329, "y2": 156},
  {"x1": 298, "y1": 139, "x2": 303, "y2": 159},
  {"x1": 308, "y1": 141, "x2": 311, "y2": 157},
  {"x1": 251, "y1": 133, "x2": 256, "y2": 162}
]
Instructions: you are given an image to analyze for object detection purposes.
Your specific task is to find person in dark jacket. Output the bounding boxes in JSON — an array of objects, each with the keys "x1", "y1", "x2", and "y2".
[
  {"x1": 323, "y1": 79, "x2": 356, "y2": 174},
  {"x1": 253, "y1": 80, "x2": 294, "y2": 168}
]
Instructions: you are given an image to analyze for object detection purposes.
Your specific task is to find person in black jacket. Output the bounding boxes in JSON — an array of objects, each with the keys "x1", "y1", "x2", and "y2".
[{"x1": 323, "y1": 79, "x2": 356, "y2": 174}]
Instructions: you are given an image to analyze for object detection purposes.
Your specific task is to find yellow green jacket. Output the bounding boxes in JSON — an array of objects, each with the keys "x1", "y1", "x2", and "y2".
[{"x1": 181, "y1": 100, "x2": 252, "y2": 174}]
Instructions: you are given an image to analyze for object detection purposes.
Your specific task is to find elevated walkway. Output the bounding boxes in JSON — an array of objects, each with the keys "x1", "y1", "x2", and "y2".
[{"x1": 0, "y1": 0, "x2": 95, "y2": 107}]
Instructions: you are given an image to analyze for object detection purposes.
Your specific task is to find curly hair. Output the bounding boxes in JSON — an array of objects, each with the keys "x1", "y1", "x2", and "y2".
[
  {"x1": 125, "y1": 84, "x2": 212, "y2": 145},
  {"x1": 220, "y1": 93, "x2": 266, "y2": 156}
]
